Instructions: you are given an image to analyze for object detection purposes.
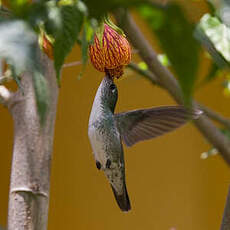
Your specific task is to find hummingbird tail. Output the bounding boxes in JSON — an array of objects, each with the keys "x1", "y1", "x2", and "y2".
[{"x1": 111, "y1": 183, "x2": 131, "y2": 212}]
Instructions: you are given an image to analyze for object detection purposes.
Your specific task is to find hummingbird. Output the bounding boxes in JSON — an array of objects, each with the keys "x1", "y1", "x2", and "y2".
[{"x1": 88, "y1": 74, "x2": 202, "y2": 212}]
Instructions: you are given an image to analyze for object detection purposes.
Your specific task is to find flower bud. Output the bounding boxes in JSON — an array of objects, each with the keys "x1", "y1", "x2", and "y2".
[
  {"x1": 89, "y1": 23, "x2": 131, "y2": 78},
  {"x1": 41, "y1": 35, "x2": 54, "y2": 60}
]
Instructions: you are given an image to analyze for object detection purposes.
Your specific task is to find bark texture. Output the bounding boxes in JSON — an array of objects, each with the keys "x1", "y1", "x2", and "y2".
[{"x1": 7, "y1": 54, "x2": 58, "y2": 230}]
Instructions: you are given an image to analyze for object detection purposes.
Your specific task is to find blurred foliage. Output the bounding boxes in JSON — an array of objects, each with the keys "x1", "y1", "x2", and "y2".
[
  {"x1": 82, "y1": 0, "x2": 141, "y2": 19},
  {"x1": 138, "y1": 3, "x2": 200, "y2": 106},
  {"x1": 196, "y1": 14, "x2": 230, "y2": 67},
  {"x1": 0, "y1": 19, "x2": 48, "y2": 124},
  {"x1": 1, "y1": 0, "x2": 230, "y2": 124},
  {"x1": 138, "y1": 61, "x2": 148, "y2": 71},
  {"x1": 195, "y1": 5, "x2": 230, "y2": 95},
  {"x1": 78, "y1": 18, "x2": 95, "y2": 77},
  {"x1": 0, "y1": 0, "x2": 85, "y2": 122},
  {"x1": 53, "y1": 3, "x2": 84, "y2": 82},
  {"x1": 157, "y1": 54, "x2": 170, "y2": 67},
  {"x1": 0, "y1": 0, "x2": 144, "y2": 123},
  {"x1": 214, "y1": 0, "x2": 230, "y2": 27}
]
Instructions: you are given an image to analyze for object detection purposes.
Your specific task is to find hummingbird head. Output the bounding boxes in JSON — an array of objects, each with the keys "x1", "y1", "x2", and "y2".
[{"x1": 100, "y1": 75, "x2": 118, "y2": 113}]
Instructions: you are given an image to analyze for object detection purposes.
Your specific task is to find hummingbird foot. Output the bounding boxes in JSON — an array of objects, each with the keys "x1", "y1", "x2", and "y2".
[{"x1": 106, "y1": 159, "x2": 112, "y2": 169}]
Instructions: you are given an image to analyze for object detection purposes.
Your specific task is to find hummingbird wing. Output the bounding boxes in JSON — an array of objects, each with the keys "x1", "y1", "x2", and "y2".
[{"x1": 115, "y1": 106, "x2": 202, "y2": 147}]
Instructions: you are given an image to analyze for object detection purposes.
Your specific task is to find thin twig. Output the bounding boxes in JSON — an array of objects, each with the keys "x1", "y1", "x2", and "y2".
[
  {"x1": 127, "y1": 62, "x2": 161, "y2": 86},
  {"x1": 199, "y1": 104, "x2": 230, "y2": 130},
  {"x1": 114, "y1": 9, "x2": 230, "y2": 165},
  {"x1": 220, "y1": 186, "x2": 230, "y2": 230},
  {"x1": 63, "y1": 61, "x2": 82, "y2": 68}
]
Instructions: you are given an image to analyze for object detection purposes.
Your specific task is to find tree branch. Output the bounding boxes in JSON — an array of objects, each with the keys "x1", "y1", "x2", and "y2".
[
  {"x1": 128, "y1": 63, "x2": 230, "y2": 130},
  {"x1": 127, "y1": 62, "x2": 161, "y2": 86},
  {"x1": 7, "y1": 53, "x2": 58, "y2": 230},
  {"x1": 199, "y1": 104, "x2": 230, "y2": 130},
  {"x1": 114, "y1": 9, "x2": 230, "y2": 165},
  {"x1": 220, "y1": 186, "x2": 230, "y2": 230}
]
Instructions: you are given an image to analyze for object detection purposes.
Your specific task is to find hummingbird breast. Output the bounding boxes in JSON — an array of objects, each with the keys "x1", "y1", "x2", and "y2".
[
  {"x1": 88, "y1": 120, "x2": 125, "y2": 196},
  {"x1": 88, "y1": 115, "x2": 122, "y2": 169},
  {"x1": 88, "y1": 121, "x2": 108, "y2": 167}
]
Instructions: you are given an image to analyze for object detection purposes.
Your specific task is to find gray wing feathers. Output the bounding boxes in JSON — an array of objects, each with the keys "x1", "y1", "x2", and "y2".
[{"x1": 115, "y1": 106, "x2": 202, "y2": 147}]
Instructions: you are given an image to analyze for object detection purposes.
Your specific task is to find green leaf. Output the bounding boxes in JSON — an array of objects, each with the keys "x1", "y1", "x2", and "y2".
[
  {"x1": 81, "y1": 24, "x2": 89, "y2": 65},
  {"x1": 198, "y1": 61, "x2": 220, "y2": 87},
  {"x1": 138, "y1": 3, "x2": 200, "y2": 106},
  {"x1": 0, "y1": 20, "x2": 49, "y2": 125},
  {"x1": 82, "y1": 0, "x2": 142, "y2": 19},
  {"x1": 0, "y1": 20, "x2": 36, "y2": 74},
  {"x1": 196, "y1": 14, "x2": 230, "y2": 68},
  {"x1": 10, "y1": 64, "x2": 22, "y2": 90},
  {"x1": 43, "y1": 2, "x2": 62, "y2": 36},
  {"x1": 138, "y1": 61, "x2": 148, "y2": 71},
  {"x1": 157, "y1": 54, "x2": 170, "y2": 67},
  {"x1": 138, "y1": 4, "x2": 165, "y2": 30},
  {"x1": 32, "y1": 70, "x2": 49, "y2": 125},
  {"x1": 30, "y1": 48, "x2": 49, "y2": 125},
  {"x1": 7, "y1": 0, "x2": 36, "y2": 19},
  {"x1": 219, "y1": 0, "x2": 230, "y2": 27},
  {"x1": 81, "y1": 19, "x2": 93, "y2": 64},
  {"x1": 58, "y1": 0, "x2": 78, "y2": 6},
  {"x1": 53, "y1": 4, "x2": 84, "y2": 83},
  {"x1": 95, "y1": 21, "x2": 104, "y2": 47},
  {"x1": 77, "y1": 18, "x2": 94, "y2": 78},
  {"x1": 12, "y1": 0, "x2": 28, "y2": 5},
  {"x1": 206, "y1": 0, "x2": 216, "y2": 15}
]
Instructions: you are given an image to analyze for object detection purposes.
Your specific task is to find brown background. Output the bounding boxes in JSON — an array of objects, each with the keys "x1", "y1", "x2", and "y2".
[{"x1": 1, "y1": 1, "x2": 230, "y2": 229}]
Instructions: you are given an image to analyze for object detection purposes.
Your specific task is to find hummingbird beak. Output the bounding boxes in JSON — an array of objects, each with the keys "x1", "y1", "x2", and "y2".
[{"x1": 105, "y1": 69, "x2": 113, "y2": 79}]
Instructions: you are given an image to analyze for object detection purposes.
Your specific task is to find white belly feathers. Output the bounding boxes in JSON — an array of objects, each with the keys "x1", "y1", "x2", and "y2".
[{"x1": 88, "y1": 124, "x2": 107, "y2": 167}]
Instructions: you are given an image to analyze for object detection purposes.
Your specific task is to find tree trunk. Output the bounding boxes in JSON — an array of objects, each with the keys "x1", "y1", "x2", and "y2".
[{"x1": 7, "y1": 54, "x2": 58, "y2": 230}]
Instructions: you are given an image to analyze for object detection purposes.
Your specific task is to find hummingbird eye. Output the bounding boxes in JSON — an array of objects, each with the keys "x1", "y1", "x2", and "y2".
[{"x1": 109, "y1": 84, "x2": 116, "y2": 92}]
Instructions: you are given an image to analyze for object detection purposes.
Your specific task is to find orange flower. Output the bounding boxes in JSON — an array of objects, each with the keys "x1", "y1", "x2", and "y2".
[{"x1": 89, "y1": 23, "x2": 131, "y2": 78}]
